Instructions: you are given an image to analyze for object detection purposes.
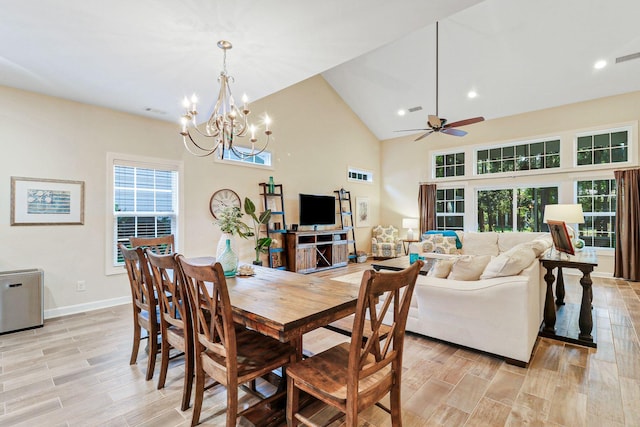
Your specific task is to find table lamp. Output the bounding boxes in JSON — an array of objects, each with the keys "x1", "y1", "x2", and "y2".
[
  {"x1": 402, "y1": 218, "x2": 419, "y2": 241},
  {"x1": 543, "y1": 204, "x2": 585, "y2": 250}
]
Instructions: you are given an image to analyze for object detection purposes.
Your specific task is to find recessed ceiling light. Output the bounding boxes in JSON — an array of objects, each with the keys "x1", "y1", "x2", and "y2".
[
  {"x1": 397, "y1": 109, "x2": 406, "y2": 116},
  {"x1": 467, "y1": 91, "x2": 478, "y2": 99},
  {"x1": 594, "y1": 60, "x2": 607, "y2": 69}
]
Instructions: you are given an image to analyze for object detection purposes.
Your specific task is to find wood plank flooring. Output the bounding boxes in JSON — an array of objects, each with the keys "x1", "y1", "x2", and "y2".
[{"x1": 1, "y1": 261, "x2": 638, "y2": 426}]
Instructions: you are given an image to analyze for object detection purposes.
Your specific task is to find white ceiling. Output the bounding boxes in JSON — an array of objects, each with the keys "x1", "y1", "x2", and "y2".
[{"x1": 2, "y1": 0, "x2": 639, "y2": 141}]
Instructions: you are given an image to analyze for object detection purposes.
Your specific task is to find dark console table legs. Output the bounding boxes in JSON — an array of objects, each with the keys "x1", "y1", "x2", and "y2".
[{"x1": 539, "y1": 251, "x2": 597, "y2": 348}]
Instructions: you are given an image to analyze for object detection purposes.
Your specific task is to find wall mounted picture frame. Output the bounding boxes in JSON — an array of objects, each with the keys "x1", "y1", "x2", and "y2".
[
  {"x1": 355, "y1": 197, "x2": 370, "y2": 227},
  {"x1": 11, "y1": 177, "x2": 85, "y2": 225},
  {"x1": 547, "y1": 219, "x2": 574, "y2": 255}
]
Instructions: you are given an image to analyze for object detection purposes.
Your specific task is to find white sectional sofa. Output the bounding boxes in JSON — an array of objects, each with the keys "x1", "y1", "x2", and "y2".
[{"x1": 403, "y1": 232, "x2": 552, "y2": 366}]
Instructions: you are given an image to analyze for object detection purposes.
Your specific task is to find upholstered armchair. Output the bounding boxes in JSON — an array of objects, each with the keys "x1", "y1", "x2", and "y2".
[{"x1": 371, "y1": 225, "x2": 403, "y2": 259}]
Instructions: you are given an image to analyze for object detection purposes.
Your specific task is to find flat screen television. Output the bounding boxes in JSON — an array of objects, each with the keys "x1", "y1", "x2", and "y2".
[{"x1": 299, "y1": 193, "x2": 335, "y2": 226}]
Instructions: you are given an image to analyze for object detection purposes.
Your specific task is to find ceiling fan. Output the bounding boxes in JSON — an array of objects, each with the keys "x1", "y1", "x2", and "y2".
[{"x1": 396, "y1": 21, "x2": 484, "y2": 141}]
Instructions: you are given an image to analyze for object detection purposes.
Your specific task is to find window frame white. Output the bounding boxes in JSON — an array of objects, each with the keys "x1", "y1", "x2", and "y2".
[
  {"x1": 575, "y1": 176, "x2": 617, "y2": 250},
  {"x1": 105, "y1": 152, "x2": 184, "y2": 275},
  {"x1": 435, "y1": 186, "x2": 466, "y2": 230},
  {"x1": 574, "y1": 125, "x2": 633, "y2": 170},
  {"x1": 214, "y1": 145, "x2": 274, "y2": 169},
  {"x1": 432, "y1": 151, "x2": 465, "y2": 179},
  {"x1": 347, "y1": 167, "x2": 374, "y2": 184}
]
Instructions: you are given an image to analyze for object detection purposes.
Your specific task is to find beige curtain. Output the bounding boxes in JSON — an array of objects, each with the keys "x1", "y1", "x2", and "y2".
[
  {"x1": 418, "y1": 184, "x2": 437, "y2": 235},
  {"x1": 614, "y1": 169, "x2": 640, "y2": 281}
]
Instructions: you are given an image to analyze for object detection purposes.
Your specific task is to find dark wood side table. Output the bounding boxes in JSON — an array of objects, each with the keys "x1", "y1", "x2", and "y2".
[
  {"x1": 539, "y1": 249, "x2": 598, "y2": 347},
  {"x1": 402, "y1": 239, "x2": 420, "y2": 255}
]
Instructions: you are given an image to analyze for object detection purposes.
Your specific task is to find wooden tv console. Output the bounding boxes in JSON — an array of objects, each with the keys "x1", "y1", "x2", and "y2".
[{"x1": 285, "y1": 230, "x2": 349, "y2": 274}]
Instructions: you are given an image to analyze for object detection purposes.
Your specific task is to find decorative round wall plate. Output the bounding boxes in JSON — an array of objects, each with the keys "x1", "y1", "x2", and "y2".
[{"x1": 209, "y1": 189, "x2": 241, "y2": 219}]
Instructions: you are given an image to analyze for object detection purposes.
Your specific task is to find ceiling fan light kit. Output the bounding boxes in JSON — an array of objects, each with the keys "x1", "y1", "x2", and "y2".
[{"x1": 395, "y1": 21, "x2": 484, "y2": 141}]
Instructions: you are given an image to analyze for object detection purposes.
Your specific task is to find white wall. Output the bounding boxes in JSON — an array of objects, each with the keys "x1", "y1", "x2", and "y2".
[
  {"x1": 380, "y1": 90, "x2": 640, "y2": 276},
  {"x1": 0, "y1": 75, "x2": 380, "y2": 315}
]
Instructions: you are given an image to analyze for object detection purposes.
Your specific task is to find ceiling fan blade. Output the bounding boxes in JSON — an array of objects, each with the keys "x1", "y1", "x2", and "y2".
[
  {"x1": 441, "y1": 128, "x2": 467, "y2": 137},
  {"x1": 414, "y1": 130, "x2": 434, "y2": 141},
  {"x1": 393, "y1": 128, "x2": 429, "y2": 132},
  {"x1": 444, "y1": 116, "x2": 485, "y2": 128}
]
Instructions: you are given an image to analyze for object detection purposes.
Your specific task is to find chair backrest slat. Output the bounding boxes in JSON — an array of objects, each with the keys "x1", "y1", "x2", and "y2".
[
  {"x1": 146, "y1": 250, "x2": 190, "y2": 331},
  {"x1": 130, "y1": 235, "x2": 175, "y2": 255},
  {"x1": 178, "y1": 256, "x2": 237, "y2": 363},
  {"x1": 119, "y1": 244, "x2": 156, "y2": 315},
  {"x1": 348, "y1": 261, "x2": 422, "y2": 392}
]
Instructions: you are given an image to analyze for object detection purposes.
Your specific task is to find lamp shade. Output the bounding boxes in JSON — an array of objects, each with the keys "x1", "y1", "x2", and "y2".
[
  {"x1": 402, "y1": 218, "x2": 419, "y2": 229},
  {"x1": 543, "y1": 204, "x2": 585, "y2": 224}
]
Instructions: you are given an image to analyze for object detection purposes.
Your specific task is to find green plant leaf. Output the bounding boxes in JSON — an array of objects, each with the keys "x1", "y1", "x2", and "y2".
[
  {"x1": 258, "y1": 210, "x2": 271, "y2": 224},
  {"x1": 244, "y1": 197, "x2": 256, "y2": 215}
]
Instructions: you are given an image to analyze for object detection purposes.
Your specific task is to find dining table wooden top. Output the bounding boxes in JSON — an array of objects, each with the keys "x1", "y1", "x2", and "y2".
[{"x1": 186, "y1": 258, "x2": 363, "y2": 346}]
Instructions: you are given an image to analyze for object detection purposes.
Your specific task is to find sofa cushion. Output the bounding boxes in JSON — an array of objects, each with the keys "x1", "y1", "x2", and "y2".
[
  {"x1": 497, "y1": 232, "x2": 548, "y2": 253},
  {"x1": 480, "y1": 245, "x2": 537, "y2": 279},
  {"x1": 427, "y1": 258, "x2": 455, "y2": 278},
  {"x1": 421, "y1": 235, "x2": 459, "y2": 254},
  {"x1": 447, "y1": 255, "x2": 492, "y2": 281},
  {"x1": 424, "y1": 230, "x2": 462, "y2": 249},
  {"x1": 461, "y1": 232, "x2": 499, "y2": 256}
]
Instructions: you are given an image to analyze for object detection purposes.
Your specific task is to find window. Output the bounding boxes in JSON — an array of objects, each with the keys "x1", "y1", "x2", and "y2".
[
  {"x1": 220, "y1": 146, "x2": 272, "y2": 167},
  {"x1": 476, "y1": 139, "x2": 560, "y2": 175},
  {"x1": 434, "y1": 152, "x2": 465, "y2": 178},
  {"x1": 576, "y1": 129, "x2": 628, "y2": 166},
  {"x1": 109, "y1": 156, "x2": 180, "y2": 269},
  {"x1": 577, "y1": 179, "x2": 616, "y2": 248},
  {"x1": 348, "y1": 167, "x2": 373, "y2": 183},
  {"x1": 436, "y1": 188, "x2": 464, "y2": 230},
  {"x1": 477, "y1": 186, "x2": 558, "y2": 232}
]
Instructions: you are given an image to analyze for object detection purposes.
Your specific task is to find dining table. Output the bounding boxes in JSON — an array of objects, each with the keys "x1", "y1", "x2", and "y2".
[
  {"x1": 186, "y1": 258, "x2": 363, "y2": 356},
  {"x1": 185, "y1": 258, "x2": 364, "y2": 426}
]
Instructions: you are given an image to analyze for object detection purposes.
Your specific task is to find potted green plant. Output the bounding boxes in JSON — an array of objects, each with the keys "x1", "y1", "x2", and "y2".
[
  {"x1": 244, "y1": 197, "x2": 272, "y2": 265},
  {"x1": 215, "y1": 205, "x2": 251, "y2": 259}
]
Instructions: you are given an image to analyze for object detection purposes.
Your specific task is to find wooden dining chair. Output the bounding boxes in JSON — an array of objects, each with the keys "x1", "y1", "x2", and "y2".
[
  {"x1": 119, "y1": 244, "x2": 160, "y2": 381},
  {"x1": 286, "y1": 260, "x2": 423, "y2": 427},
  {"x1": 177, "y1": 256, "x2": 297, "y2": 427},
  {"x1": 129, "y1": 235, "x2": 174, "y2": 255},
  {"x1": 146, "y1": 250, "x2": 193, "y2": 411}
]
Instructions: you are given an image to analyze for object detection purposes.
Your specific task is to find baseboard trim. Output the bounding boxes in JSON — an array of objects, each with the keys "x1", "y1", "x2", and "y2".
[{"x1": 44, "y1": 296, "x2": 130, "y2": 319}]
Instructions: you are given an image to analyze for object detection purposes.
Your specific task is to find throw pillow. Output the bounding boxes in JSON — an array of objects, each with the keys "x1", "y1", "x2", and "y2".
[
  {"x1": 460, "y1": 232, "x2": 499, "y2": 256},
  {"x1": 480, "y1": 246, "x2": 537, "y2": 279},
  {"x1": 420, "y1": 235, "x2": 459, "y2": 254},
  {"x1": 526, "y1": 237, "x2": 553, "y2": 257},
  {"x1": 424, "y1": 230, "x2": 462, "y2": 249},
  {"x1": 447, "y1": 255, "x2": 492, "y2": 281},
  {"x1": 427, "y1": 258, "x2": 455, "y2": 278}
]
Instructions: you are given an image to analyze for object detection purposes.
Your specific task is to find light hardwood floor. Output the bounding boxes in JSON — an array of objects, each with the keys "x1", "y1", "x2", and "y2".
[{"x1": 1, "y1": 261, "x2": 638, "y2": 426}]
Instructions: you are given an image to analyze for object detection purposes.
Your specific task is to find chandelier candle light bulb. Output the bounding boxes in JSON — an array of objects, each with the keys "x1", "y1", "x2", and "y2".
[{"x1": 179, "y1": 40, "x2": 273, "y2": 159}]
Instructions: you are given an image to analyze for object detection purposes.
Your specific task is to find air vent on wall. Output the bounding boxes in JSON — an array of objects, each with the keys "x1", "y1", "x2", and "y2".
[
  {"x1": 407, "y1": 106, "x2": 423, "y2": 113},
  {"x1": 616, "y1": 52, "x2": 640, "y2": 64}
]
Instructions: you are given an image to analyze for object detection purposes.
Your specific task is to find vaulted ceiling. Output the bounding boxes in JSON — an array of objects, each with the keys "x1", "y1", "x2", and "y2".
[{"x1": 2, "y1": 0, "x2": 639, "y2": 142}]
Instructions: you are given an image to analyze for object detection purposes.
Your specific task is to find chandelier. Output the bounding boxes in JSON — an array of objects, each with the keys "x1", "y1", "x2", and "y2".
[{"x1": 180, "y1": 40, "x2": 272, "y2": 159}]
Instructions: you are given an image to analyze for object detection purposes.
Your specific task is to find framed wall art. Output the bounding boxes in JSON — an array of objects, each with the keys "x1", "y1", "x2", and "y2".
[
  {"x1": 11, "y1": 177, "x2": 85, "y2": 225},
  {"x1": 547, "y1": 219, "x2": 574, "y2": 255},
  {"x1": 355, "y1": 197, "x2": 370, "y2": 227}
]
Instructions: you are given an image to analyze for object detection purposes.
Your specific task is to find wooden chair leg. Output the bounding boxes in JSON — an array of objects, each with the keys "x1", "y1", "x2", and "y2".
[
  {"x1": 346, "y1": 397, "x2": 357, "y2": 427},
  {"x1": 286, "y1": 375, "x2": 299, "y2": 427},
  {"x1": 130, "y1": 322, "x2": 141, "y2": 365},
  {"x1": 157, "y1": 333, "x2": 170, "y2": 389},
  {"x1": 191, "y1": 365, "x2": 205, "y2": 426},
  {"x1": 145, "y1": 331, "x2": 158, "y2": 381},
  {"x1": 390, "y1": 381, "x2": 402, "y2": 427},
  {"x1": 226, "y1": 381, "x2": 238, "y2": 427},
  {"x1": 181, "y1": 340, "x2": 193, "y2": 411}
]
